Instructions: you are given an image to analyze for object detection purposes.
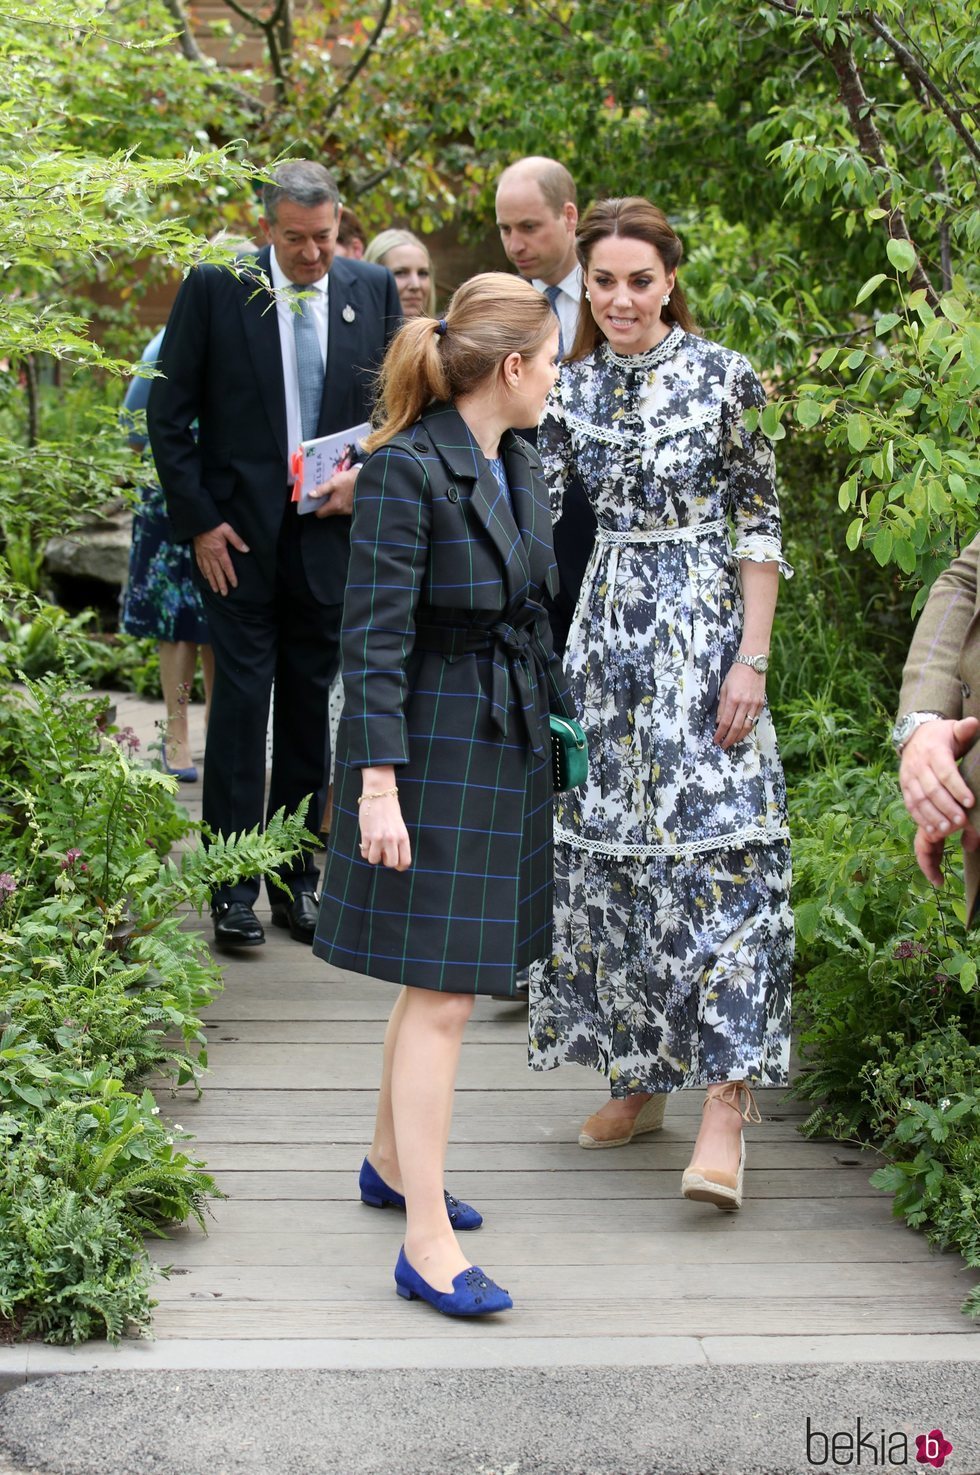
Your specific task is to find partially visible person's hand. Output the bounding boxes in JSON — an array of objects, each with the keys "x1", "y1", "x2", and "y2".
[
  {"x1": 310, "y1": 464, "x2": 360, "y2": 519},
  {"x1": 715, "y1": 663, "x2": 767, "y2": 751},
  {"x1": 193, "y1": 522, "x2": 249, "y2": 596},
  {"x1": 899, "y1": 716, "x2": 978, "y2": 839},
  {"x1": 913, "y1": 818, "x2": 980, "y2": 887},
  {"x1": 358, "y1": 794, "x2": 412, "y2": 871}
]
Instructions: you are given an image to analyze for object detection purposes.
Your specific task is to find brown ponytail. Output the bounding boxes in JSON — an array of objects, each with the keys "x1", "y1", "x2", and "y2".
[
  {"x1": 365, "y1": 271, "x2": 553, "y2": 450},
  {"x1": 568, "y1": 197, "x2": 698, "y2": 364}
]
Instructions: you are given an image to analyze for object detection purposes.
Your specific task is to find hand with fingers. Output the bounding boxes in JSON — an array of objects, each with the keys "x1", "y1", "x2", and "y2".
[
  {"x1": 900, "y1": 716, "x2": 978, "y2": 843},
  {"x1": 914, "y1": 818, "x2": 980, "y2": 888},
  {"x1": 193, "y1": 522, "x2": 250, "y2": 596},
  {"x1": 714, "y1": 662, "x2": 767, "y2": 751},
  {"x1": 357, "y1": 772, "x2": 412, "y2": 871}
]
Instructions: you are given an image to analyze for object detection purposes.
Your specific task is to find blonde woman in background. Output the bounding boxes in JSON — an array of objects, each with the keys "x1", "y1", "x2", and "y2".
[{"x1": 364, "y1": 229, "x2": 437, "y2": 319}]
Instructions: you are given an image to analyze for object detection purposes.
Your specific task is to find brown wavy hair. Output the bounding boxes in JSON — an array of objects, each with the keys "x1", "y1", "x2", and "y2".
[
  {"x1": 365, "y1": 272, "x2": 554, "y2": 450},
  {"x1": 568, "y1": 197, "x2": 698, "y2": 363}
]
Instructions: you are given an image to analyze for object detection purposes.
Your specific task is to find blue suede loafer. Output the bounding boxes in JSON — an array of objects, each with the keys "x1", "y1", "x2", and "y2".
[
  {"x1": 358, "y1": 1157, "x2": 482, "y2": 1230},
  {"x1": 394, "y1": 1246, "x2": 512, "y2": 1317}
]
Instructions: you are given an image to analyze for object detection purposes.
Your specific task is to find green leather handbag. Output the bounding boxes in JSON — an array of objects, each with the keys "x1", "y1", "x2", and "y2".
[{"x1": 550, "y1": 713, "x2": 589, "y2": 793}]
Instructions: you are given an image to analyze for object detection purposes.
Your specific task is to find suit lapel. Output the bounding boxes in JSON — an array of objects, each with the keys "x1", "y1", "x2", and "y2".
[
  {"x1": 320, "y1": 258, "x2": 363, "y2": 434},
  {"x1": 240, "y1": 247, "x2": 289, "y2": 463},
  {"x1": 423, "y1": 406, "x2": 530, "y2": 605}
]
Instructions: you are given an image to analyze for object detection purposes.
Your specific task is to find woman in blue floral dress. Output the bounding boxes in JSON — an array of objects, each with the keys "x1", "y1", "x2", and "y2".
[
  {"x1": 528, "y1": 199, "x2": 794, "y2": 1210},
  {"x1": 120, "y1": 329, "x2": 212, "y2": 779}
]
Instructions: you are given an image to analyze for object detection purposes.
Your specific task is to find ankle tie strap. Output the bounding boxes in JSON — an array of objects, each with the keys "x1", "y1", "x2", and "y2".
[{"x1": 705, "y1": 1081, "x2": 762, "y2": 1124}]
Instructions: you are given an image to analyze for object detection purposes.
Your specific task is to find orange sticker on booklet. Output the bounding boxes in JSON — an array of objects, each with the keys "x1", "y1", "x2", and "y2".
[{"x1": 292, "y1": 423, "x2": 372, "y2": 514}]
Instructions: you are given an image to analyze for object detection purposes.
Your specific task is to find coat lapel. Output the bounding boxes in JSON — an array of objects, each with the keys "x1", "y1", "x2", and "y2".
[
  {"x1": 240, "y1": 247, "x2": 288, "y2": 463},
  {"x1": 501, "y1": 429, "x2": 559, "y2": 601},
  {"x1": 422, "y1": 405, "x2": 530, "y2": 605},
  {"x1": 320, "y1": 257, "x2": 363, "y2": 435}
]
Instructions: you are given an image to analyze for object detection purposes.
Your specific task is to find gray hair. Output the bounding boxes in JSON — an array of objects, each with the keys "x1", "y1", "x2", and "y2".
[{"x1": 263, "y1": 161, "x2": 341, "y2": 223}]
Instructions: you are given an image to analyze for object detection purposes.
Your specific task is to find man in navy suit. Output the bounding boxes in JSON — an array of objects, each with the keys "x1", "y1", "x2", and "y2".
[
  {"x1": 495, "y1": 157, "x2": 597, "y2": 653},
  {"x1": 148, "y1": 161, "x2": 401, "y2": 949}
]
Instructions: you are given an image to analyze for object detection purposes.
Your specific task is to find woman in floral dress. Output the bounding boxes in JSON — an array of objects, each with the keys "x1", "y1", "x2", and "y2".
[{"x1": 528, "y1": 198, "x2": 794, "y2": 1209}]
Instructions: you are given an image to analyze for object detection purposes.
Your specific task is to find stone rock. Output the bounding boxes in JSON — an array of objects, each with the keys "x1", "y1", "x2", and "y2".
[{"x1": 44, "y1": 498, "x2": 133, "y2": 590}]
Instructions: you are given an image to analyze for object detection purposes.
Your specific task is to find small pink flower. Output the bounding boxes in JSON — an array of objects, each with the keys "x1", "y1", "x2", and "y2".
[
  {"x1": 112, "y1": 725, "x2": 141, "y2": 755},
  {"x1": 61, "y1": 849, "x2": 83, "y2": 870},
  {"x1": 0, "y1": 872, "x2": 17, "y2": 905}
]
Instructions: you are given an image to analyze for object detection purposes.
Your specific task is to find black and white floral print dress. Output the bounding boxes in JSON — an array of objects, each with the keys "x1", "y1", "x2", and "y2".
[{"x1": 528, "y1": 327, "x2": 794, "y2": 1094}]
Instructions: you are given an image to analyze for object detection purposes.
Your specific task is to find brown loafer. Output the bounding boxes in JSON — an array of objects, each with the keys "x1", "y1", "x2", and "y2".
[{"x1": 578, "y1": 1094, "x2": 667, "y2": 1149}]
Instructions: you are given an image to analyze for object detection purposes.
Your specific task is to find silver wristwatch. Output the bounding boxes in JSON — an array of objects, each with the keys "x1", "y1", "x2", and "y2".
[
  {"x1": 733, "y1": 653, "x2": 769, "y2": 674},
  {"x1": 890, "y1": 710, "x2": 945, "y2": 754}
]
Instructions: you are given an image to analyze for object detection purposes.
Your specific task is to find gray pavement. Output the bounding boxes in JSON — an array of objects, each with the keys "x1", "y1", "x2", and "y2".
[{"x1": 1, "y1": 1363, "x2": 978, "y2": 1475}]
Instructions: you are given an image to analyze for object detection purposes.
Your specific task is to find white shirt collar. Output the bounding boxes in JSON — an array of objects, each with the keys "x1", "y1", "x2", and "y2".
[
  {"x1": 269, "y1": 244, "x2": 330, "y2": 296},
  {"x1": 531, "y1": 263, "x2": 582, "y2": 302}
]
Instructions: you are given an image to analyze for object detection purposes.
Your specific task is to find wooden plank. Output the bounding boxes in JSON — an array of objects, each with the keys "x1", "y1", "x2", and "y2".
[
  {"x1": 172, "y1": 1195, "x2": 900, "y2": 1235},
  {"x1": 187, "y1": 1141, "x2": 879, "y2": 1172},
  {"x1": 152, "y1": 1260, "x2": 970, "y2": 1304},
  {"x1": 156, "y1": 1227, "x2": 937, "y2": 1270},
  {"x1": 207, "y1": 1168, "x2": 882, "y2": 1201},
  {"x1": 151, "y1": 1296, "x2": 978, "y2": 1339}
]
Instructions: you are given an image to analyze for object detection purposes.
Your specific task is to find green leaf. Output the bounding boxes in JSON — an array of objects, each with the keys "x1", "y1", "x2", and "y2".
[
  {"x1": 847, "y1": 414, "x2": 872, "y2": 451},
  {"x1": 855, "y1": 273, "x2": 887, "y2": 305},
  {"x1": 845, "y1": 516, "x2": 864, "y2": 552},
  {"x1": 894, "y1": 538, "x2": 917, "y2": 575},
  {"x1": 816, "y1": 346, "x2": 839, "y2": 370},
  {"x1": 920, "y1": 438, "x2": 942, "y2": 470},
  {"x1": 872, "y1": 526, "x2": 893, "y2": 566},
  {"x1": 886, "y1": 238, "x2": 917, "y2": 274},
  {"x1": 939, "y1": 295, "x2": 967, "y2": 326},
  {"x1": 949, "y1": 473, "x2": 968, "y2": 498},
  {"x1": 795, "y1": 399, "x2": 821, "y2": 429},
  {"x1": 875, "y1": 313, "x2": 902, "y2": 337}
]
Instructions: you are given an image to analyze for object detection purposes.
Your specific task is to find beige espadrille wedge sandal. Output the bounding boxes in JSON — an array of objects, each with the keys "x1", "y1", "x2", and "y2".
[{"x1": 681, "y1": 1081, "x2": 761, "y2": 1210}]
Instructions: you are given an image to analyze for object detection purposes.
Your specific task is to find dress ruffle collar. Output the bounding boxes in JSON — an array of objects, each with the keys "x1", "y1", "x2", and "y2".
[{"x1": 602, "y1": 325, "x2": 683, "y2": 374}]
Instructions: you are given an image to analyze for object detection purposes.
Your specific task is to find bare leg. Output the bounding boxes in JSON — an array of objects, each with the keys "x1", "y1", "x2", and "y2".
[
  {"x1": 391, "y1": 986, "x2": 475, "y2": 1292},
  {"x1": 158, "y1": 640, "x2": 198, "y2": 769},
  {"x1": 367, "y1": 987, "x2": 408, "y2": 1190},
  {"x1": 687, "y1": 1080, "x2": 751, "y2": 1180}
]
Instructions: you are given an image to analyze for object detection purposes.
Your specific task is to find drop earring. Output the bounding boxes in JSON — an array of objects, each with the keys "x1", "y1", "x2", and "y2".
[
  {"x1": 662, "y1": 292, "x2": 671, "y2": 307},
  {"x1": 584, "y1": 289, "x2": 591, "y2": 301}
]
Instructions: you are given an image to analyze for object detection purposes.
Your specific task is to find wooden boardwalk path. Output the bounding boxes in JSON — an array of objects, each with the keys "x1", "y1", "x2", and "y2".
[{"x1": 124, "y1": 693, "x2": 980, "y2": 1364}]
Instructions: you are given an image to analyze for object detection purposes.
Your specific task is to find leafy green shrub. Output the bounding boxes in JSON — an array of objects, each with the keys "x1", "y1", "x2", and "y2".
[
  {"x1": 862, "y1": 1028, "x2": 980, "y2": 1317},
  {"x1": 0, "y1": 667, "x2": 309, "y2": 1342}
]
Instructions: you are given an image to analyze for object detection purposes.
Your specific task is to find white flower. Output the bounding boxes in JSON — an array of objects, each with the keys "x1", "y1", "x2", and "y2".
[{"x1": 939, "y1": 1098, "x2": 951, "y2": 1111}]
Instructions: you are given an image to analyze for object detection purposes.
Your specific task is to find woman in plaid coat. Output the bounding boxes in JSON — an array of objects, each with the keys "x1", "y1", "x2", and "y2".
[{"x1": 314, "y1": 274, "x2": 573, "y2": 1317}]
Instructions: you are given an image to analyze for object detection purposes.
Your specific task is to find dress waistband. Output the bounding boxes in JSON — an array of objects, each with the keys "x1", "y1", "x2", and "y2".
[{"x1": 595, "y1": 518, "x2": 726, "y2": 546}]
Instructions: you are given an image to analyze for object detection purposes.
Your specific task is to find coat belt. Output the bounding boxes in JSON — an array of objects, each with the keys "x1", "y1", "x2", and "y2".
[{"x1": 413, "y1": 605, "x2": 549, "y2": 755}]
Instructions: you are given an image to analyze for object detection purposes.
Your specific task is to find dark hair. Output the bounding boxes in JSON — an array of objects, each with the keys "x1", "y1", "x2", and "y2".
[
  {"x1": 364, "y1": 272, "x2": 553, "y2": 450},
  {"x1": 262, "y1": 161, "x2": 341, "y2": 223},
  {"x1": 568, "y1": 197, "x2": 697, "y2": 362},
  {"x1": 337, "y1": 207, "x2": 366, "y2": 247}
]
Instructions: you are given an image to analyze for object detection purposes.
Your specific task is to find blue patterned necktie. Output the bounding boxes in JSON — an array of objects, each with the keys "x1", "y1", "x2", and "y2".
[
  {"x1": 544, "y1": 284, "x2": 565, "y2": 358},
  {"x1": 291, "y1": 286, "x2": 324, "y2": 441}
]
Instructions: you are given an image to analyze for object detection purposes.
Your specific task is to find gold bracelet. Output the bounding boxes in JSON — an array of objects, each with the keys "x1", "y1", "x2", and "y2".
[{"x1": 357, "y1": 786, "x2": 399, "y2": 806}]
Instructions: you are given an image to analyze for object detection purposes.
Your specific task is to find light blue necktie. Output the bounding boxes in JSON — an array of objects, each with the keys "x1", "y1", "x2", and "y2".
[
  {"x1": 544, "y1": 284, "x2": 565, "y2": 358},
  {"x1": 291, "y1": 287, "x2": 324, "y2": 441}
]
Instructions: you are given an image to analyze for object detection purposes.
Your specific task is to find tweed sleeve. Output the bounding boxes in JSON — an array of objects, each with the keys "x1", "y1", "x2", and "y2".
[
  {"x1": 898, "y1": 533, "x2": 980, "y2": 720},
  {"x1": 340, "y1": 443, "x2": 432, "y2": 767},
  {"x1": 538, "y1": 389, "x2": 575, "y2": 521},
  {"x1": 723, "y1": 354, "x2": 793, "y2": 579}
]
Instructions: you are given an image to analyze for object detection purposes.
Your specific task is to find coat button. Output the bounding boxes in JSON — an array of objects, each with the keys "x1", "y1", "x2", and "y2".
[
  {"x1": 415, "y1": 439, "x2": 429, "y2": 453},
  {"x1": 963, "y1": 682, "x2": 972, "y2": 699},
  {"x1": 446, "y1": 485, "x2": 459, "y2": 503}
]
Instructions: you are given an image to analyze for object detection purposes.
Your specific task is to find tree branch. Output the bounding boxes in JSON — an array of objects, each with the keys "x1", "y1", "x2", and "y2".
[
  {"x1": 159, "y1": 0, "x2": 207, "y2": 63},
  {"x1": 321, "y1": 0, "x2": 395, "y2": 123},
  {"x1": 159, "y1": 0, "x2": 265, "y2": 117},
  {"x1": 860, "y1": 11, "x2": 980, "y2": 170},
  {"x1": 820, "y1": 35, "x2": 939, "y2": 306}
]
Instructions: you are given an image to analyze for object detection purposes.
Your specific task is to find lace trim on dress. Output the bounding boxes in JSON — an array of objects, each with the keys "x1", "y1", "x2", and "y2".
[
  {"x1": 554, "y1": 821, "x2": 791, "y2": 860},
  {"x1": 602, "y1": 326, "x2": 683, "y2": 374},
  {"x1": 563, "y1": 399, "x2": 718, "y2": 452},
  {"x1": 732, "y1": 533, "x2": 795, "y2": 579},
  {"x1": 595, "y1": 519, "x2": 727, "y2": 547}
]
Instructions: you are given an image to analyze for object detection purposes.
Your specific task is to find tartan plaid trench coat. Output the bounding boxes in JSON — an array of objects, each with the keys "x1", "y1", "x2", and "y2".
[{"x1": 313, "y1": 402, "x2": 575, "y2": 994}]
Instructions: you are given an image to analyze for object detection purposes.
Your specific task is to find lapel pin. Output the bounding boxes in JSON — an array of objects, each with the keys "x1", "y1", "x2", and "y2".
[{"x1": 342, "y1": 304, "x2": 356, "y2": 323}]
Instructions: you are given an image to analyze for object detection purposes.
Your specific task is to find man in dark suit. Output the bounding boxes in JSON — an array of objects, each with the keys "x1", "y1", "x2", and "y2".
[
  {"x1": 495, "y1": 156, "x2": 596, "y2": 653},
  {"x1": 148, "y1": 161, "x2": 401, "y2": 949}
]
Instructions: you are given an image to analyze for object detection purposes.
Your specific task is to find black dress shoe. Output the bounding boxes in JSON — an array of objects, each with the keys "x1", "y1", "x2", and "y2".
[
  {"x1": 212, "y1": 901, "x2": 265, "y2": 949},
  {"x1": 270, "y1": 891, "x2": 319, "y2": 944}
]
